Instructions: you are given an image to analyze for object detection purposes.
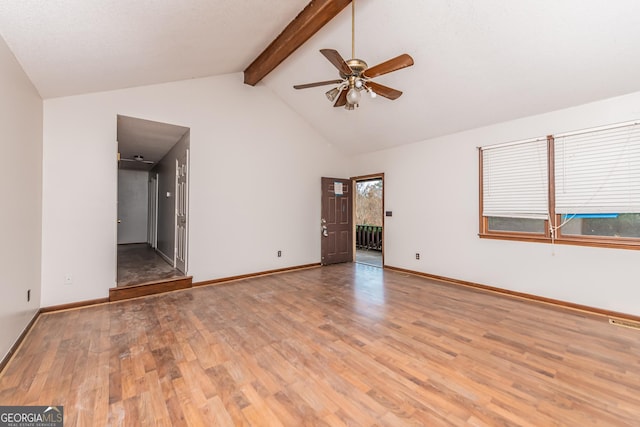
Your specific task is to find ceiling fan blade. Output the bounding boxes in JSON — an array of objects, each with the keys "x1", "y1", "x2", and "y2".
[
  {"x1": 366, "y1": 81, "x2": 403, "y2": 100},
  {"x1": 120, "y1": 158, "x2": 154, "y2": 164},
  {"x1": 333, "y1": 88, "x2": 348, "y2": 107},
  {"x1": 320, "y1": 49, "x2": 353, "y2": 75},
  {"x1": 362, "y1": 54, "x2": 414, "y2": 79},
  {"x1": 294, "y1": 79, "x2": 344, "y2": 90}
]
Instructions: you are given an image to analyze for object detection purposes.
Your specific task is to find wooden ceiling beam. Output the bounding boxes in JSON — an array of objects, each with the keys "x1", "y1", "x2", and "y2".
[{"x1": 243, "y1": 0, "x2": 352, "y2": 86}]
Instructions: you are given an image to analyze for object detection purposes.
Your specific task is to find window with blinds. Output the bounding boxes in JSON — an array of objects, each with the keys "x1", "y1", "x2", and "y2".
[
  {"x1": 554, "y1": 122, "x2": 640, "y2": 239},
  {"x1": 481, "y1": 138, "x2": 549, "y2": 234},
  {"x1": 482, "y1": 138, "x2": 549, "y2": 219},
  {"x1": 555, "y1": 123, "x2": 640, "y2": 214},
  {"x1": 479, "y1": 120, "x2": 640, "y2": 247}
]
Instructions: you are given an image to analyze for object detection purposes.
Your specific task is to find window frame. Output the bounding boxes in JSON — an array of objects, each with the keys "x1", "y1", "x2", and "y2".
[{"x1": 479, "y1": 126, "x2": 640, "y2": 250}]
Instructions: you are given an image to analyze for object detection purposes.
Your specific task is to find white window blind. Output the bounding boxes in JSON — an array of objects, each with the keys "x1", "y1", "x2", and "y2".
[
  {"x1": 482, "y1": 138, "x2": 548, "y2": 219},
  {"x1": 555, "y1": 122, "x2": 640, "y2": 214}
]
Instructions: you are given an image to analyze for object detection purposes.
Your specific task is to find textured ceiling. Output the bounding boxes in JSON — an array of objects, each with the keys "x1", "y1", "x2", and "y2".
[
  {"x1": 263, "y1": 0, "x2": 640, "y2": 154},
  {"x1": 0, "y1": 0, "x2": 309, "y2": 98},
  {"x1": 2, "y1": 1, "x2": 640, "y2": 156}
]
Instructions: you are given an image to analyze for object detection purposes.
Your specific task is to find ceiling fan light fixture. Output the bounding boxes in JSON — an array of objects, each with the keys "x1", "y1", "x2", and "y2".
[
  {"x1": 291, "y1": 0, "x2": 413, "y2": 110},
  {"x1": 134, "y1": 155, "x2": 144, "y2": 161},
  {"x1": 346, "y1": 87, "x2": 361, "y2": 105},
  {"x1": 325, "y1": 87, "x2": 340, "y2": 102}
]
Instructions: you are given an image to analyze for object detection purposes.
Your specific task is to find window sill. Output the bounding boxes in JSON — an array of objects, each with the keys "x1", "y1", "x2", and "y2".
[{"x1": 478, "y1": 233, "x2": 640, "y2": 250}]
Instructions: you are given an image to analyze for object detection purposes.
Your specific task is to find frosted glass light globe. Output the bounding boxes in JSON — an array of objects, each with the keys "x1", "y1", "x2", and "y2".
[{"x1": 346, "y1": 87, "x2": 361, "y2": 105}]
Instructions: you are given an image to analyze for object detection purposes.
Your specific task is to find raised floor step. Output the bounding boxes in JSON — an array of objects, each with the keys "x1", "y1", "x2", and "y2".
[{"x1": 109, "y1": 276, "x2": 193, "y2": 302}]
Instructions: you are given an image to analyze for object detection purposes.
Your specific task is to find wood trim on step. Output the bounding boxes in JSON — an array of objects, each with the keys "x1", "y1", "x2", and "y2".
[
  {"x1": 0, "y1": 310, "x2": 40, "y2": 374},
  {"x1": 40, "y1": 298, "x2": 109, "y2": 314},
  {"x1": 193, "y1": 263, "x2": 321, "y2": 287},
  {"x1": 384, "y1": 265, "x2": 640, "y2": 323},
  {"x1": 109, "y1": 276, "x2": 193, "y2": 302}
]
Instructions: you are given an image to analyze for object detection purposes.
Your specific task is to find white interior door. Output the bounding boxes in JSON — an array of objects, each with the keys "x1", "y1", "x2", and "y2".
[{"x1": 175, "y1": 150, "x2": 189, "y2": 273}]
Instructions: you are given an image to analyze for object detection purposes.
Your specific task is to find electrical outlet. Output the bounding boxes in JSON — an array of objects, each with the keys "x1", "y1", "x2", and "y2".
[
  {"x1": 64, "y1": 274, "x2": 73, "y2": 285},
  {"x1": 277, "y1": 250, "x2": 282, "y2": 257},
  {"x1": 27, "y1": 289, "x2": 31, "y2": 302},
  {"x1": 415, "y1": 253, "x2": 420, "y2": 260}
]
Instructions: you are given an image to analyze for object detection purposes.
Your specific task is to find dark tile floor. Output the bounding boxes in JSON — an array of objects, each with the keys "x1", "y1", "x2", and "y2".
[{"x1": 117, "y1": 243, "x2": 183, "y2": 287}]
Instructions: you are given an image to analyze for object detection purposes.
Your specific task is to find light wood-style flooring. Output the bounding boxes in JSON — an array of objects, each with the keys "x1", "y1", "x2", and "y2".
[{"x1": 1, "y1": 263, "x2": 639, "y2": 426}]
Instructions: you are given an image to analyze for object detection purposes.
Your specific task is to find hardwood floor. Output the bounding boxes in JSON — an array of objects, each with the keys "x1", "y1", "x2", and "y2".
[{"x1": 1, "y1": 264, "x2": 639, "y2": 426}]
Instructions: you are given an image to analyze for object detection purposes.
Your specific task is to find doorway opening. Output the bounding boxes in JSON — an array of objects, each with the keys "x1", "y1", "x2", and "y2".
[
  {"x1": 354, "y1": 175, "x2": 384, "y2": 267},
  {"x1": 116, "y1": 115, "x2": 190, "y2": 287}
]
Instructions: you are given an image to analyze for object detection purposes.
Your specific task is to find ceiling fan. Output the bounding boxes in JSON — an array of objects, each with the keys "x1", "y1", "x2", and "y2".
[
  {"x1": 294, "y1": 0, "x2": 414, "y2": 110},
  {"x1": 118, "y1": 154, "x2": 154, "y2": 165}
]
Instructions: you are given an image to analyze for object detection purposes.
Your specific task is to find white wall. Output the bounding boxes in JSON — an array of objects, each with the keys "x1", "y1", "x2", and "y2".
[
  {"x1": 117, "y1": 169, "x2": 149, "y2": 244},
  {"x1": 41, "y1": 73, "x2": 349, "y2": 306},
  {"x1": 353, "y1": 90, "x2": 640, "y2": 316},
  {"x1": 0, "y1": 35, "x2": 43, "y2": 359}
]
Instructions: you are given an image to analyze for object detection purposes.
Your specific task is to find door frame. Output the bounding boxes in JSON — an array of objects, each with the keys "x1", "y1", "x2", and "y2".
[{"x1": 351, "y1": 173, "x2": 385, "y2": 267}]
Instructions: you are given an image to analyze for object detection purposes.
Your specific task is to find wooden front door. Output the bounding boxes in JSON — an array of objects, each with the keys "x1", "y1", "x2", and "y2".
[{"x1": 321, "y1": 177, "x2": 353, "y2": 265}]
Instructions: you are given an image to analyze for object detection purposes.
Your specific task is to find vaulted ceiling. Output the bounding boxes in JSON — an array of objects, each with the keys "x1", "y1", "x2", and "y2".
[{"x1": 2, "y1": 1, "x2": 640, "y2": 155}]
